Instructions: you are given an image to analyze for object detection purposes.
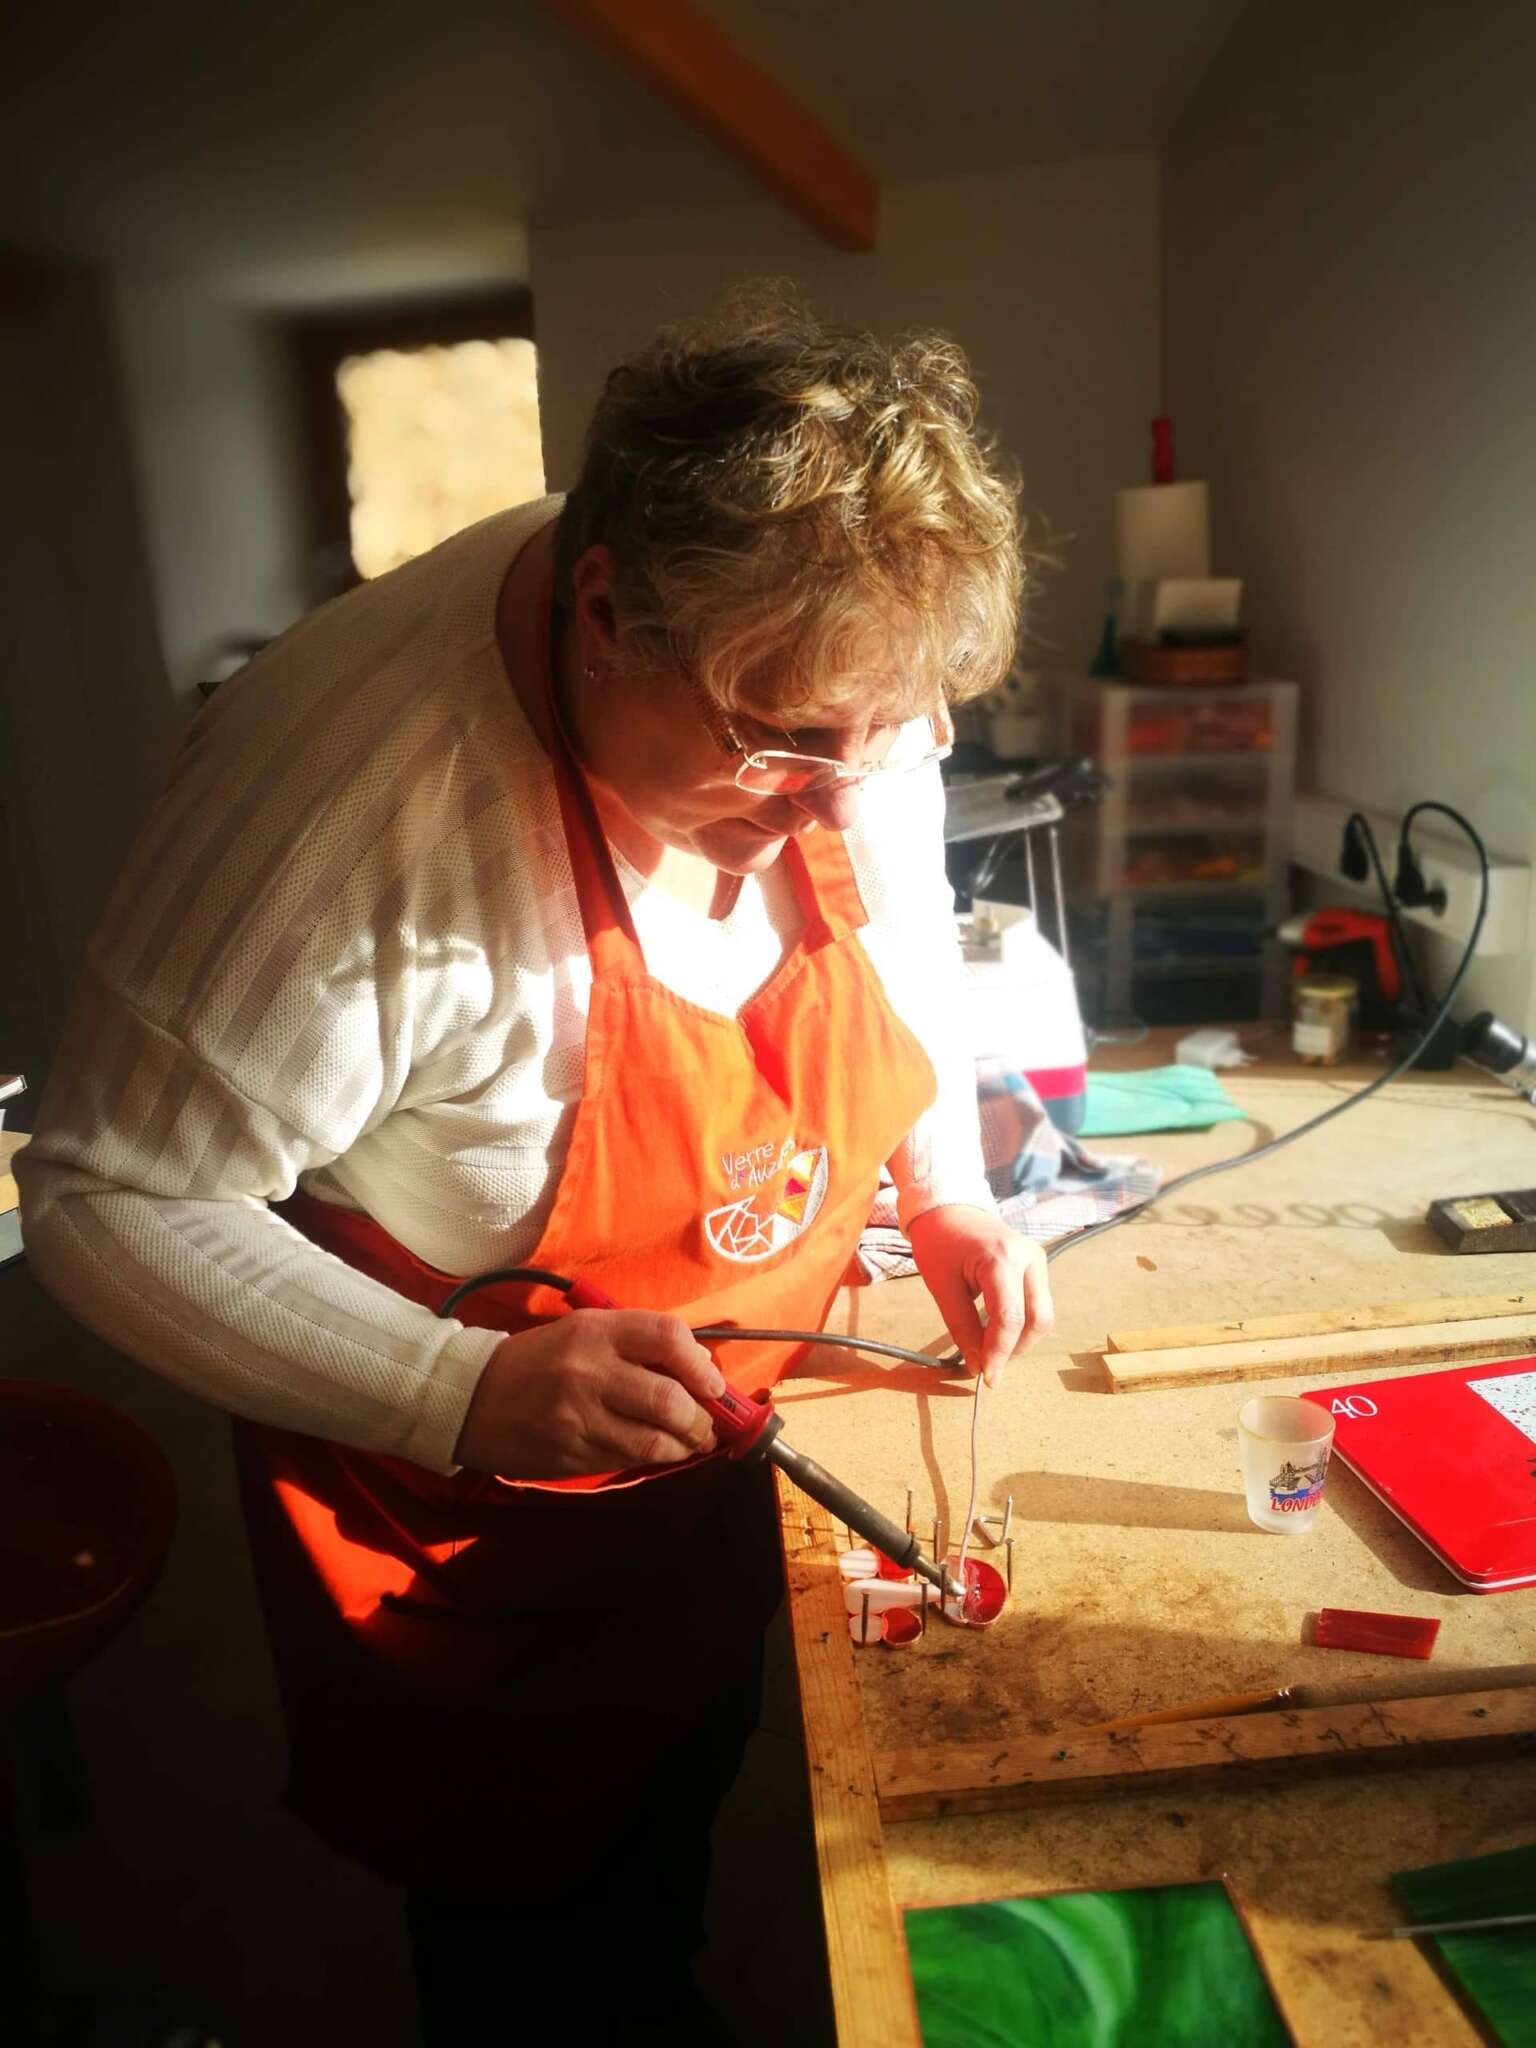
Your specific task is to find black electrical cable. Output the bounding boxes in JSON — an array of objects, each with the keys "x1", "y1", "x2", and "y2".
[
  {"x1": 437, "y1": 1267, "x2": 953, "y2": 1371},
  {"x1": 692, "y1": 1326, "x2": 946, "y2": 1368},
  {"x1": 438, "y1": 1267, "x2": 579, "y2": 1319},
  {"x1": 1042, "y1": 803, "x2": 1491, "y2": 1268},
  {"x1": 1343, "y1": 809, "x2": 1429, "y2": 1016}
]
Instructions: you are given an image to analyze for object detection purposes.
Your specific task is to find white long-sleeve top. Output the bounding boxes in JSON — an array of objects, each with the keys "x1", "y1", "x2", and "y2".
[{"x1": 19, "y1": 497, "x2": 995, "y2": 1474}]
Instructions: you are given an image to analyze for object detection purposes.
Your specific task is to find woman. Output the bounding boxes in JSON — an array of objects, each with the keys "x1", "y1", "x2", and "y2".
[{"x1": 20, "y1": 291, "x2": 1052, "y2": 2040}]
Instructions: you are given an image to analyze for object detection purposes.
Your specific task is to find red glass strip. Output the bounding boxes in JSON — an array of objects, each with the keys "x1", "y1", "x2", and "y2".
[{"x1": 1315, "y1": 1607, "x2": 1441, "y2": 1659}]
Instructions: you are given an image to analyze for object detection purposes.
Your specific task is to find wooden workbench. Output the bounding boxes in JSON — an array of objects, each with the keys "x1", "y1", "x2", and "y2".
[{"x1": 782, "y1": 1030, "x2": 1536, "y2": 2047}]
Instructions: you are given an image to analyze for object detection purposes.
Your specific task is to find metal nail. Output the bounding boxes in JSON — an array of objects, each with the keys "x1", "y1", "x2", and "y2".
[
  {"x1": 920, "y1": 1582, "x2": 929, "y2": 1636},
  {"x1": 861, "y1": 1589, "x2": 871, "y2": 1644},
  {"x1": 1049, "y1": 827, "x2": 1070, "y2": 967},
  {"x1": 1006, "y1": 1536, "x2": 1014, "y2": 1594},
  {"x1": 905, "y1": 1486, "x2": 914, "y2": 1535}
]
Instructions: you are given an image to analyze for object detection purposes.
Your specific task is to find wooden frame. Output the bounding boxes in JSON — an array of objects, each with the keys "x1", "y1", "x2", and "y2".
[
  {"x1": 776, "y1": 1434, "x2": 1536, "y2": 2042},
  {"x1": 778, "y1": 1480, "x2": 921, "y2": 2048}
]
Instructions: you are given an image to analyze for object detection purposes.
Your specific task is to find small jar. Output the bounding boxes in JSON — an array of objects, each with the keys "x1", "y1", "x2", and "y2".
[{"x1": 1292, "y1": 974, "x2": 1357, "y2": 1066}]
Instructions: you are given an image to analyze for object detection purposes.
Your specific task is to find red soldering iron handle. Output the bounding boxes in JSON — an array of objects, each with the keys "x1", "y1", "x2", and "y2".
[{"x1": 562, "y1": 1274, "x2": 779, "y2": 1460}]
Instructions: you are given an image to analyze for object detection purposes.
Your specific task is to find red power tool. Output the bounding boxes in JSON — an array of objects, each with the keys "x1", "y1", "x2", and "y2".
[
  {"x1": 1278, "y1": 907, "x2": 1409, "y2": 1033},
  {"x1": 441, "y1": 1266, "x2": 963, "y2": 1598}
]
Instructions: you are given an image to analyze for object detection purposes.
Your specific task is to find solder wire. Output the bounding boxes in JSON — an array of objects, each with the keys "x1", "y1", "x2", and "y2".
[{"x1": 953, "y1": 1370, "x2": 984, "y2": 1618}]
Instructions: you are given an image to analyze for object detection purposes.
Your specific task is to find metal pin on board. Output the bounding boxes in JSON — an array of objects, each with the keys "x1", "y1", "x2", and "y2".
[
  {"x1": 979, "y1": 1495, "x2": 1014, "y2": 1547},
  {"x1": 1048, "y1": 826, "x2": 1071, "y2": 967},
  {"x1": 920, "y1": 1581, "x2": 929, "y2": 1636},
  {"x1": 1006, "y1": 1537, "x2": 1014, "y2": 1595},
  {"x1": 905, "y1": 1487, "x2": 914, "y2": 1535},
  {"x1": 861, "y1": 1589, "x2": 871, "y2": 1645}
]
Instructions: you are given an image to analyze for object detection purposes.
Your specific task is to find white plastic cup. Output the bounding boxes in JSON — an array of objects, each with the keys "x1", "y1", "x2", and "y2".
[{"x1": 1237, "y1": 1395, "x2": 1336, "y2": 1534}]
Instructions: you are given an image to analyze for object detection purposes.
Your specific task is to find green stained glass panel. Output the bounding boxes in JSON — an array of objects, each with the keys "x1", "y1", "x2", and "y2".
[
  {"x1": 905, "y1": 1881, "x2": 1291, "y2": 2048},
  {"x1": 1392, "y1": 1840, "x2": 1536, "y2": 2048}
]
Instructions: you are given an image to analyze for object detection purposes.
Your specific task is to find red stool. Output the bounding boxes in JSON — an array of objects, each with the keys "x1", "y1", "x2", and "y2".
[
  {"x1": 1, "y1": 1378, "x2": 178, "y2": 2034},
  {"x1": 0, "y1": 1378, "x2": 177, "y2": 1708}
]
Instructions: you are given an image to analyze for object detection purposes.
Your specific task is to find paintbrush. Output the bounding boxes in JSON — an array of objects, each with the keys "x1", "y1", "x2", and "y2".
[{"x1": 1079, "y1": 1686, "x2": 1291, "y2": 1733}]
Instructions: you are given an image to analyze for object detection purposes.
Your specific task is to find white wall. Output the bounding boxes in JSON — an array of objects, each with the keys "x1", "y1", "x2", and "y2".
[
  {"x1": 0, "y1": 257, "x2": 180, "y2": 1091},
  {"x1": 113, "y1": 276, "x2": 311, "y2": 698},
  {"x1": 532, "y1": 154, "x2": 1161, "y2": 670},
  {"x1": 1165, "y1": 0, "x2": 1536, "y2": 1029}
]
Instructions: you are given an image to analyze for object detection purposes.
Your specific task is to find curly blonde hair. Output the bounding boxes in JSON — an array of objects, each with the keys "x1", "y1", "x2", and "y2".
[{"x1": 554, "y1": 285, "x2": 1025, "y2": 722}]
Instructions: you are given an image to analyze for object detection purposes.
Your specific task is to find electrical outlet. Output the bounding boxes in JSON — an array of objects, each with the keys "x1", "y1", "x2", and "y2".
[{"x1": 1292, "y1": 794, "x2": 1529, "y2": 955}]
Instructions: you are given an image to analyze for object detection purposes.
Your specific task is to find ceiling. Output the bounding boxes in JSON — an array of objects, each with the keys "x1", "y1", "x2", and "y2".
[{"x1": 0, "y1": 0, "x2": 1244, "y2": 293}]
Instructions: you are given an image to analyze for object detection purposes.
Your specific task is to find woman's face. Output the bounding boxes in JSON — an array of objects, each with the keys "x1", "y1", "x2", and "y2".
[{"x1": 565, "y1": 547, "x2": 916, "y2": 874}]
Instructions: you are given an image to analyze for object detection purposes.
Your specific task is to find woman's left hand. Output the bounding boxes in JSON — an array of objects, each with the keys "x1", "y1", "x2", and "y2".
[{"x1": 906, "y1": 1204, "x2": 1054, "y2": 1386}]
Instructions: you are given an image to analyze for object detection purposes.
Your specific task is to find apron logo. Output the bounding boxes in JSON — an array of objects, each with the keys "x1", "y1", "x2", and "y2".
[{"x1": 705, "y1": 1143, "x2": 829, "y2": 1263}]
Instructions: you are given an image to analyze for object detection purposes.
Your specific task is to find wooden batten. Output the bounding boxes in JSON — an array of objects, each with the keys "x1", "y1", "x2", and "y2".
[
  {"x1": 548, "y1": 0, "x2": 879, "y2": 251},
  {"x1": 874, "y1": 1688, "x2": 1536, "y2": 1822},
  {"x1": 1107, "y1": 1290, "x2": 1536, "y2": 1355},
  {"x1": 1101, "y1": 1314, "x2": 1536, "y2": 1393}
]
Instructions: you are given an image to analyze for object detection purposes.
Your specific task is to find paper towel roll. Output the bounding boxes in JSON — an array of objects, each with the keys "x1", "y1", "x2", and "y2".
[{"x1": 1115, "y1": 481, "x2": 1210, "y2": 583}]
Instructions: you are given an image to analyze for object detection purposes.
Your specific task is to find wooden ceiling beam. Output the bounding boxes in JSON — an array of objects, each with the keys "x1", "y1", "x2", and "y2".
[{"x1": 547, "y1": 0, "x2": 878, "y2": 251}]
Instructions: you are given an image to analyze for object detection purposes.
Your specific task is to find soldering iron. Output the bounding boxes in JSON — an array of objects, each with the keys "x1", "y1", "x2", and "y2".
[{"x1": 438, "y1": 1266, "x2": 964, "y2": 1598}]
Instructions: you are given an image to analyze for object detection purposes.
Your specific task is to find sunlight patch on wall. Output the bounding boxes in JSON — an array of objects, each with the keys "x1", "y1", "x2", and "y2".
[{"x1": 337, "y1": 337, "x2": 544, "y2": 579}]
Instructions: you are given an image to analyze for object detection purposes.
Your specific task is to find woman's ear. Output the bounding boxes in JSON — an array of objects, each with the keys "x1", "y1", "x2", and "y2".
[{"x1": 569, "y1": 545, "x2": 620, "y2": 667}]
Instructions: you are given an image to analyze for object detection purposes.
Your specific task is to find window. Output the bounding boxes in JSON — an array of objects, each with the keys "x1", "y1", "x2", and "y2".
[
  {"x1": 337, "y1": 337, "x2": 544, "y2": 579},
  {"x1": 292, "y1": 287, "x2": 538, "y2": 598}
]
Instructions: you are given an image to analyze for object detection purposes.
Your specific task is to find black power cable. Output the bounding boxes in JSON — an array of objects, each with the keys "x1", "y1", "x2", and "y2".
[
  {"x1": 1044, "y1": 802, "x2": 1491, "y2": 1267},
  {"x1": 438, "y1": 1267, "x2": 955, "y2": 1371},
  {"x1": 1342, "y1": 810, "x2": 1428, "y2": 1016}
]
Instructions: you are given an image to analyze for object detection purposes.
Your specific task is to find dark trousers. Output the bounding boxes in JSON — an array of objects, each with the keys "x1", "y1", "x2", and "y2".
[{"x1": 403, "y1": 1674, "x2": 761, "y2": 2045}]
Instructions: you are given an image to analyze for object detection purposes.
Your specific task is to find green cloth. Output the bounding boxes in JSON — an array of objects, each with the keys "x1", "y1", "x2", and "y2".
[{"x1": 1080, "y1": 1065, "x2": 1246, "y2": 1138}]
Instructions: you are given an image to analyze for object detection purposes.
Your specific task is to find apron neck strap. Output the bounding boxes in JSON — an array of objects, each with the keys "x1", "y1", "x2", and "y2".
[
  {"x1": 537, "y1": 580, "x2": 646, "y2": 977},
  {"x1": 782, "y1": 822, "x2": 870, "y2": 945}
]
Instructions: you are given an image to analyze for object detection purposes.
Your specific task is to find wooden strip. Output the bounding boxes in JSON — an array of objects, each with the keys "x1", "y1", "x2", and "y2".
[
  {"x1": 548, "y1": 0, "x2": 879, "y2": 251},
  {"x1": 1102, "y1": 1314, "x2": 1536, "y2": 1393},
  {"x1": 0, "y1": 1133, "x2": 26, "y2": 1215},
  {"x1": 777, "y1": 1475, "x2": 921, "y2": 2048},
  {"x1": 1108, "y1": 1290, "x2": 1536, "y2": 1355},
  {"x1": 875, "y1": 1687, "x2": 1536, "y2": 1822}
]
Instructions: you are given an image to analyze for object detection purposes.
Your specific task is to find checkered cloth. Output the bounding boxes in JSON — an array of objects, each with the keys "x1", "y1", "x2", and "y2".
[{"x1": 853, "y1": 1059, "x2": 1161, "y2": 1280}]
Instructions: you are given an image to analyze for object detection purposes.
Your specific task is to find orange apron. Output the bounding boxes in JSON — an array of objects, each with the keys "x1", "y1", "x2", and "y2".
[{"x1": 236, "y1": 655, "x2": 937, "y2": 1895}]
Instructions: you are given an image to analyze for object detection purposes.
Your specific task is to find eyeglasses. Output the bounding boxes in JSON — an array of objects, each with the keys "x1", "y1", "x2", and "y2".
[{"x1": 715, "y1": 704, "x2": 954, "y2": 796}]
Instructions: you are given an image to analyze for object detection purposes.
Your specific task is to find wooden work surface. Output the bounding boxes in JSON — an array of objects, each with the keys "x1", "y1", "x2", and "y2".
[{"x1": 784, "y1": 1030, "x2": 1536, "y2": 2047}]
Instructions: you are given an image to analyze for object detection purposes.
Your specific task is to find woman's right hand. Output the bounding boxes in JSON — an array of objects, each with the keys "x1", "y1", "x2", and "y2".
[{"x1": 451, "y1": 1309, "x2": 726, "y2": 1479}]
